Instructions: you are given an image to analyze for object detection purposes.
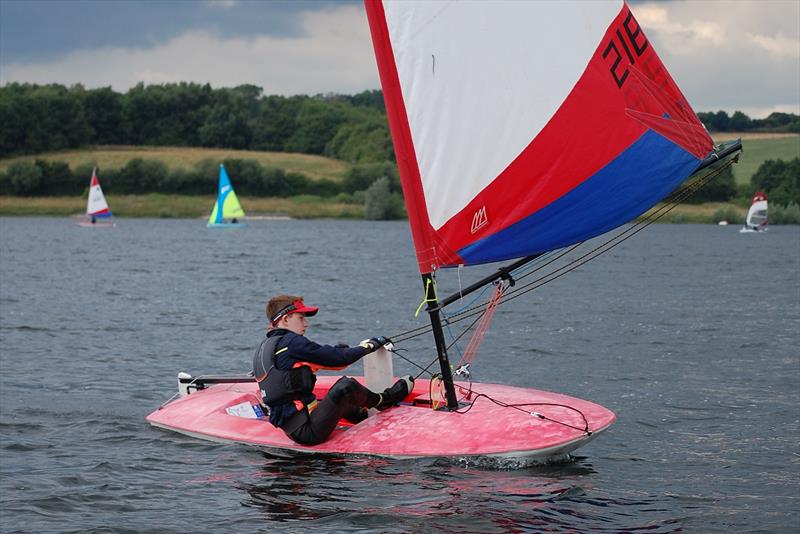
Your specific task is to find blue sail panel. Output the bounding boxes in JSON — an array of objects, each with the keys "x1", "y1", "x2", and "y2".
[{"x1": 457, "y1": 131, "x2": 702, "y2": 265}]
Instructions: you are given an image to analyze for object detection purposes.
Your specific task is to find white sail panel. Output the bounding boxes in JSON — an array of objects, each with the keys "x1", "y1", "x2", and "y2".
[
  {"x1": 746, "y1": 199, "x2": 768, "y2": 227},
  {"x1": 383, "y1": 0, "x2": 621, "y2": 230},
  {"x1": 86, "y1": 169, "x2": 110, "y2": 216}
]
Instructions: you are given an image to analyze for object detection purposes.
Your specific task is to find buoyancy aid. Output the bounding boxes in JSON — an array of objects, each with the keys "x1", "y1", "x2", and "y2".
[{"x1": 253, "y1": 334, "x2": 317, "y2": 413}]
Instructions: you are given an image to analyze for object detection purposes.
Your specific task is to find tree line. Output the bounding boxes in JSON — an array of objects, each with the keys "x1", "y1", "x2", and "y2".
[
  {"x1": 0, "y1": 157, "x2": 402, "y2": 200},
  {"x1": 682, "y1": 158, "x2": 799, "y2": 207},
  {"x1": 2, "y1": 82, "x2": 797, "y2": 160},
  {"x1": 0, "y1": 83, "x2": 392, "y2": 161},
  {"x1": 0, "y1": 82, "x2": 797, "y2": 217},
  {"x1": 696, "y1": 110, "x2": 799, "y2": 133}
]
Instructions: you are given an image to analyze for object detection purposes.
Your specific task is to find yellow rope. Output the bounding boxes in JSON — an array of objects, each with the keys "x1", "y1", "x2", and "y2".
[{"x1": 414, "y1": 276, "x2": 438, "y2": 317}]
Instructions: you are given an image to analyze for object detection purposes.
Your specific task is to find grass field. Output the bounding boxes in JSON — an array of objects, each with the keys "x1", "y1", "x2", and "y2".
[
  {"x1": 0, "y1": 134, "x2": 796, "y2": 221},
  {"x1": 710, "y1": 133, "x2": 799, "y2": 185},
  {"x1": 0, "y1": 146, "x2": 351, "y2": 182},
  {"x1": 1, "y1": 135, "x2": 796, "y2": 187}
]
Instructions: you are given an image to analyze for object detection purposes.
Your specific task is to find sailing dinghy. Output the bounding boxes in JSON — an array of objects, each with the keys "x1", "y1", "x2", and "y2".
[
  {"x1": 207, "y1": 164, "x2": 246, "y2": 228},
  {"x1": 78, "y1": 167, "x2": 114, "y2": 227},
  {"x1": 147, "y1": 0, "x2": 742, "y2": 465},
  {"x1": 740, "y1": 191, "x2": 768, "y2": 232}
]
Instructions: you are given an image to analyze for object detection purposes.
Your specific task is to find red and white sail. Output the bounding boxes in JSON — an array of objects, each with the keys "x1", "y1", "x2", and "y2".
[
  {"x1": 366, "y1": 0, "x2": 713, "y2": 273},
  {"x1": 744, "y1": 191, "x2": 768, "y2": 230},
  {"x1": 86, "y1": 168, "x2": 112, "y2": 218}
]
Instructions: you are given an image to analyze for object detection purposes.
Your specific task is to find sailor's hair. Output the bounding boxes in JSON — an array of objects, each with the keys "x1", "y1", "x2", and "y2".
[{"x1": 266, "y1": 294, "x2": 302, "y2": 324}]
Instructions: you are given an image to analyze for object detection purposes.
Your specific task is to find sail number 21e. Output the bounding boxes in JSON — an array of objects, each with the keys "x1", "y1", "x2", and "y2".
[{"x1": 601, "y1": 11, "x2": 649, "y2": 89}]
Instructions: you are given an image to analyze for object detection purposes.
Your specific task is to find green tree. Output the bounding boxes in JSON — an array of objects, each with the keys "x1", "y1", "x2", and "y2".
[
  {"x1": 6, "y1": 160, "x2": 44, "y2": 196},
  {"x1": 251, "y1": 95, "x2": 304, "y2": 151},
  {"x1": 114, "y1": 158, "x2": 169, "y2": 193},
  {"x1": 347, "y1": 90, "x2": 385, "y2": 112},
  {"x1": 34, "y1": 159, "x2": 76, "y2": 195},
  {"x1": 729, "y1": 111, "x2": 752, "y2": 131},
  {"x1": 199, "y1": 91, "x2": 253, "y2": 149},
  {"x1": 686, "y1": 165, "x2": 737, "y2": 203},
  {"x1": 285, "y1": 99, "x2": 348, "y2": 154},
  {"x1": 83, "y1": 87, "x2": 125, "y2": 144},
  {"x1": 219, "y1": 158, "x2": 264, "y2": 194},
  {"x1": 750, "y1": 158, "x2": 800, "y2": 206},
  {"x1": 342, "y1": 162, "x2": 399, "y2": 193},
  {"x1": 325, "y1": 113, "x2": 394, "y2": 163},
  {"x1": 125, "y1": 82, "x2": 213, "y2": 145},
  {"x1": 364, "y1": 176, "x2": 405, "y2": 220}
]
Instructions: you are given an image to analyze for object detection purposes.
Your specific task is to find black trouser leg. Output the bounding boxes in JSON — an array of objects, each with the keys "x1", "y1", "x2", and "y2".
[{"x1": 289, "y1": 377, "x2": 378, "y2": 446}]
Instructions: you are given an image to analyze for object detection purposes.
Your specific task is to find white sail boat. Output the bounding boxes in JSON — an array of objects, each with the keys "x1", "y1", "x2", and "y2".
[
  {"x1": 78, "y1": 167, "x2": 114, "y2": 227},
  {"x1": 147, "y1": 0, "x2": 741, "y2": 465},
  {"x1": 740, "y1": 191, "x2": 768, "y2": 232},
  {"x1": 207, "y1": 164, "x2": 246, "y2": 228}
]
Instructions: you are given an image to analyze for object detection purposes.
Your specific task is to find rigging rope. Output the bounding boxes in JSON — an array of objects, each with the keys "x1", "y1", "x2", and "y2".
[
  {"x1": 455, "y1": 282, "x2": 504, "y2": 372},
  {"x1": 416, "y1": 159, "x2": 736, "y2": 331},
  {"x1": 452, "y1": 386, "x2": 592, "y2": 434},
  {"x1": 387, "y1": 158, "x2": 735, "y2": 370},
  {"x1": 381, "y1": 157, "x2": 736, "y2": 429}
]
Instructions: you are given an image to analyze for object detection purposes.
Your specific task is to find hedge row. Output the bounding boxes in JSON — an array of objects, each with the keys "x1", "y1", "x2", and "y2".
[{"x1": 0, "y1": 158, "x2": 401, "y2": 200}]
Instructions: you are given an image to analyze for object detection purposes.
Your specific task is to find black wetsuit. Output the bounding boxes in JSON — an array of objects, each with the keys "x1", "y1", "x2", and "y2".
[{"x1": 253, "y1": 328, "x2": 380, "y2": 446}]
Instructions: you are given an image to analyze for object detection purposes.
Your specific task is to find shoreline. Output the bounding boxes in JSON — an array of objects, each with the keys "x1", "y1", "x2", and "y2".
[
  {"x1": 0, "y1": 195, "x2": 750, "y2": 224},
  {"x1": 0, "y1": 194, "x2": 364, "y2": 219}
]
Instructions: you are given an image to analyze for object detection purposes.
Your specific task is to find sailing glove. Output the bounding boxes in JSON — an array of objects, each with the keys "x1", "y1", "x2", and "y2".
[{"x1": 360, "y1": 336, "x2": 391, "y2": 352}]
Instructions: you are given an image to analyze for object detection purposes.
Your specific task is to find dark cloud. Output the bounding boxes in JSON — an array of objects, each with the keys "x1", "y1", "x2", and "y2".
[{"x1": 0, "y1": 0, "x2": 359, "y2": 62}]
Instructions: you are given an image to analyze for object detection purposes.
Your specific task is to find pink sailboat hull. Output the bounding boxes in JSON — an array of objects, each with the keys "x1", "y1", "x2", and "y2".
[{"x1": 146, "y1": 376, "x2": 615, "y2": 463}]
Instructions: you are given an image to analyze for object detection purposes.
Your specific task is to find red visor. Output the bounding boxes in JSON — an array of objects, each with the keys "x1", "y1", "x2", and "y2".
[{"x1": 270, "y1": 299, "x2": 319, "y2": 325}]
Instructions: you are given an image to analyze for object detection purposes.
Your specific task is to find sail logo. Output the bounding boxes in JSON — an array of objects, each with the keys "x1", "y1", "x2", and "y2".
[
  {"x1": 470, "y1": 206, "x2": 488, "y2": 234},
  {"x1": 221, "y1": 185, "x2": 231, "y2": 194}
]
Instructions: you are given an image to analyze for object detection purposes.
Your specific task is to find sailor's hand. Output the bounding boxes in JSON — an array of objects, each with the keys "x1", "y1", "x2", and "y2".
[{"x1": 359, "y1": 336, "x2": 391, "y2": 352}]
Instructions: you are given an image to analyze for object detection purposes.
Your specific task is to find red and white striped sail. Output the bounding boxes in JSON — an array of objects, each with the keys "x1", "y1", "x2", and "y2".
[
  {"x1": 366, "y1": 0, "x2": 713, "y2": 273},
  {"x1": 86, "y1": 168, "x2": 111, "y2": 218}
]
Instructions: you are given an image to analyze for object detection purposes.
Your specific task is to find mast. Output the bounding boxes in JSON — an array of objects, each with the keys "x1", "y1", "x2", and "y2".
[
  {"x1": 422, "y1": 272, "x2": 460, "y2": 409},
  {"x1": 423, "y1": 253, "x2": 543, "y2": 410}
]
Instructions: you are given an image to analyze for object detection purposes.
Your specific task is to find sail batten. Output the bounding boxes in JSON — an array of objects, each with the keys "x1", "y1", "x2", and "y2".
[{"x1": 366, "y1": 0, "x2": 713, "y2": 272}]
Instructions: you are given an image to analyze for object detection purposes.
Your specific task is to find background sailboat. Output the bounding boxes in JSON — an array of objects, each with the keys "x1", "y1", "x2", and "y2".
[
  {"x1": 207, "y1": 164, "x2": 246, "y2": 228},
  {"x1": 740, "y1": 191, "x2": 768, "y2": 232},
  {"x1": 147, "y1": 0, "x2": 741, "y2": 466},
  {"x1": 78, "y1": 167, "x2": 114, "y2": 227}
]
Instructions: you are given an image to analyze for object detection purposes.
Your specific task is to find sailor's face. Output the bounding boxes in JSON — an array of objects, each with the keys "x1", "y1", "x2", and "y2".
[{"x1": 284, "y1": 312, "x2": 308, "y2": 335}]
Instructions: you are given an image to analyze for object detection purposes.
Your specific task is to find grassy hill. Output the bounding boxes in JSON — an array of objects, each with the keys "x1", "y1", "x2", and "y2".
[
  {"x1": 1, "y1": 136, "x2": 796, "y2": 221},
  {"x1": 0, "y1": 145, "x2": 351, "y2": 182},
  {"x1": 2, "y1": 135, "x2": 796, "y2": 187},
  {"x1": 710, "y1": 133, "x2": 799, "y2": 185}
]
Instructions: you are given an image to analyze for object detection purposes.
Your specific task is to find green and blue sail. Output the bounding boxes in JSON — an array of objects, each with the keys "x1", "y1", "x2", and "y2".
[{"x1": 208, "y1": 164, "x2": 245, "y2": 226}]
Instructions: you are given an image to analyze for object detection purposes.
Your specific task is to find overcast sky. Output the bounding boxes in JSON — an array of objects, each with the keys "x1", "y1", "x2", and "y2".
[{"x1": 0, "y1": 0, "x2": 797, "y2": 118}]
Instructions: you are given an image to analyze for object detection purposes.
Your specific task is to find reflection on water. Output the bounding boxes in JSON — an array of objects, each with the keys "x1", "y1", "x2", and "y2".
[{"x1": 236, "y1": 454, "x2": 686, "y2": 533}]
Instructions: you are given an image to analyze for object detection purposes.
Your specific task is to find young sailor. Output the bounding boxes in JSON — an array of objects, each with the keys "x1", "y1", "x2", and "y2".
[{"x1": 254, "y1": 294, "x2": 413, "y2": 446}]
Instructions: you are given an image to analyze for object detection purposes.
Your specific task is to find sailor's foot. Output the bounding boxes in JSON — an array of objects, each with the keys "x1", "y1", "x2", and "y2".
[{"x1": 375, "y1": 376, "x2": 414, "y2": 410}]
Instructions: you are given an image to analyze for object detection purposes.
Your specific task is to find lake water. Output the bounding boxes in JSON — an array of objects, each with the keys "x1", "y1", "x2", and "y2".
[{"x1": 0, "y1": 217, "x2": 798, "y2": 533}]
